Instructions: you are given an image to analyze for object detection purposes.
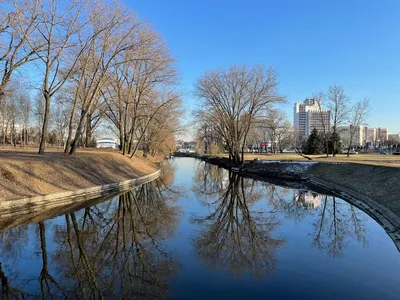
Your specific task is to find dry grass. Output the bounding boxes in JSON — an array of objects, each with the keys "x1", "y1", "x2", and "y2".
[
  {"x1": 209, "y1": 152, "x2": 400, "y2": 168},
  {"x1": 0, "y1": 148, "x2": 158, "y2": 201},
  {"x1": 308, "y1": 163, "x2": 400, "y2": 214}
]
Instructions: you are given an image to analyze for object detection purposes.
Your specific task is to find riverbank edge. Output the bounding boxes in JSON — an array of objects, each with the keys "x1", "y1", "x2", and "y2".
[
  {"x1": 178, "y1": 152, "x2": 400, "y2": 249},
  {"x1": 0, "y1": 169, "x2": 161, "y2": 220}
]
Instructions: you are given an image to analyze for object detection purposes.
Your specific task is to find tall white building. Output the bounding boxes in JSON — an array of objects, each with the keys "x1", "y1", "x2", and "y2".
[
  {"x1": 294, "y1": 98, "x2": 330, "y2": 141},
  {"x1": 337, "y1": 125, "x2": 364, "y2": 147}
]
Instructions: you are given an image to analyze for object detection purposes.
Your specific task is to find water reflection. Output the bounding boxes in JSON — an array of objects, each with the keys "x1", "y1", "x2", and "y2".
[
  {"x1": 0, "y1": 179, "x2": 180, "y2": 299},
  {"x1": 193, "y1": 162, "x2": 369, "y2": 262},
  {"x1": 312, "y1": 196, "x2": 368, "y2": 258},
  {"x1": 193, "y1": 165, "x2": 286, "y2": 277},
  {"x1": 1, "y1": 158, "x2": 399, "y2": 299}
]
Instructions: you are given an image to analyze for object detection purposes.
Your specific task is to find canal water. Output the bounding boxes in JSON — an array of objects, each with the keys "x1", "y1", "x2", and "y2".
[{"x1": 0, "y1": 157, "x2": 400, "y2": 299}]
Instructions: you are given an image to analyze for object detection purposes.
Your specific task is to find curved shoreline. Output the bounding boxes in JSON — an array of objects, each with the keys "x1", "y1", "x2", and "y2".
[
  {"x1": 178, "y1": 153, "x2": 400, "y2": 251},
  {"x1": 308, "y1": 175, "x2": 400, "y2": 251},
  {"x1": 0, "y1": 169, "x2": 161, "y2": 229}
]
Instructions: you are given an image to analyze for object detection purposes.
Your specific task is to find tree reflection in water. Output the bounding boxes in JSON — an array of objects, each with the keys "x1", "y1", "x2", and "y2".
[
  {"x1": 192, "y1": 161, "x2": 369, "y2": 266},
  {"x1": 0, "y1": 179, "x2": 180, "y2": 299},
  {"x1": 263, "y1": 184, "x2": 369, "y2": 258},
  {"x1": 193, "y1": 171, "x2": 286, "y2": 278},
  {"x1": 312, "y1": 196, "x2": 368, "y2": 258}
]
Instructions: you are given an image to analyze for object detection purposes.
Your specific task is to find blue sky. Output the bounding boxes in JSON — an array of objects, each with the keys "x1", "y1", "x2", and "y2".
[{"x1": 124, "y1": 0, "x2": 400, "y2": 133}]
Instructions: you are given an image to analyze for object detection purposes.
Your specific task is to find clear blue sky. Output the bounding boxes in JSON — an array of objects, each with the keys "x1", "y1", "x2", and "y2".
[{"x1": 124, "y1": 0, "x2": 400, "y2": 133}]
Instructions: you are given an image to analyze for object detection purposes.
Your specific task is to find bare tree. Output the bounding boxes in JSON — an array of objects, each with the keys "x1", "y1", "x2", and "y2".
[
  {"x1": 276, "y1": 120, "x2": 294, "y2": 153},
  {"x1": 261, "y1": 109, "x2": 286, "y2": 154},
  {"x1": 136, "y1": 91, "x2": 182, "y2": 157},
  {"x1": 195, "y1": 65, "x2": 283, "y2": 163},
  {"x1": 347, "y1": 98, "x2": 370, "y2": 157},
  {"x1": 314, "y1": 92, "x2": 330, "y2": 157},
  {"x1": 16, "y1": 0, "x2": 90, "y2": 154},
  {"x1": 0, "y1": 0, "x2": 39, "y2": 101},
  {"x1": 66, "y1": 3, "x2": 142, "y2": 155},
  {"x1": 130, "y1": 89, "x2": 182, "y2": 157},
  {"x1": 102, "y1": 25, "x2": 178, "y2": 155},
  {"x1": 327, "y1": 85, "x2": 349, "y2": 156}
]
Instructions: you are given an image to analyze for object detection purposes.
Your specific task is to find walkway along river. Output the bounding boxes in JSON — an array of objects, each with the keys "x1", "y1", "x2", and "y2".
[{"x1": 0, "y1": 157, "x2": 400, "y2": 299}]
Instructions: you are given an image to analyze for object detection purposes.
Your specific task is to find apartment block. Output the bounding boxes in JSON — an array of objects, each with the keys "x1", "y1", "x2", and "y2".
[
  {"x1": 377, "y1": 128, "x2": 388, "y2": 142},
  {"x1": 388, "y1": 134, "x2": 400, "y2": 142},
  {"x1": 294, "y1": 98, "x2": 330, "y2": 141},
  {"x1": 366, "y1": 128, "x2": 376, "y2": 143},
  {"x1": 337, "y1": 125, "x2": 364, "y2": 147}
]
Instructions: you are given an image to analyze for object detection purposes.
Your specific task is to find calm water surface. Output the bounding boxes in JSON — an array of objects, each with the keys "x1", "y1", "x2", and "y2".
[{"x1": 1, "y1": 157, "x2": 400, "y2": 299}]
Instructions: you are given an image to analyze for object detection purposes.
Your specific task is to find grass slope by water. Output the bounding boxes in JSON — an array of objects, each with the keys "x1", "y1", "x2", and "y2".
[
  {"x1": 190, "y1": 152, "x2": 400, "y2": 216},
  {"x1": 0, "y1": 148, "x2": 159, "y2": 201}
]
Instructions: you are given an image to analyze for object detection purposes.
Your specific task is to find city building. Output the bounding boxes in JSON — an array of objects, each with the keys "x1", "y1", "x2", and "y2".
[
  {"x1": 388, "y1": 134, "x2": 400, "y2": 142},
  {"x1": 294, "y1": 98, "x2": 330, "y2": 141},
  {"x1": 366, "y1": 128, "x2": 376, "y2": 143},
  {"x1": 377, "y1": 128, "x2": 389, "y2": 142},
  {"x1": 337, "y1": 125, "x2": 364, "y2": 147}
]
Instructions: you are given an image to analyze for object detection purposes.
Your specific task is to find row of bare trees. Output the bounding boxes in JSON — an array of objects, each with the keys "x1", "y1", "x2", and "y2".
[{"x1": 0, "y1": 0, "x2": 181, "y2": 156}]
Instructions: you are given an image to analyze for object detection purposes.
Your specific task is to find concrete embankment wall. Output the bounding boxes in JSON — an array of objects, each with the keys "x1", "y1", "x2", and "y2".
[{"x1": 0, "y1": 169, "x2": 161, "y2": 230}]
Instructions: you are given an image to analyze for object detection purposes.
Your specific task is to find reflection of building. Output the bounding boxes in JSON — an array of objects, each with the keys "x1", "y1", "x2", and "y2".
[
  {"x1": 294, "y1": 98, "x2": 330, "y2": 141},
  {"x1": 295, "y1": 191, "x2": 322, "y2": 210},
  {"x1": 221, "y1": 177, "x2": 229, "y2": 189}
]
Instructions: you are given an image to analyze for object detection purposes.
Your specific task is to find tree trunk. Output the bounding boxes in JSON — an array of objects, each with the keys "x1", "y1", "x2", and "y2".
[
  {"x1": 69, "y1": 112, "x2": 86, "y2": 155},
  {"x1": 85, "y1": 112, "x2": 92, "y2": 147},
  {"x1": 38, "y1": 92, "x2": 50, "y2": 154},
  {"x1": 64, "y1": 95, "x2": 79, "y2": 153}
]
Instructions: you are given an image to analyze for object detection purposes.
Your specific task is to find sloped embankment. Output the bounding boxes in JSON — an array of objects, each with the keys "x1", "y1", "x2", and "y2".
[
  {"x1": 0, "y1": 150, "x2": 158, "y2": 201},
  {"x1": 307, "y1": 163, "x2": 400, "y2": 215}
]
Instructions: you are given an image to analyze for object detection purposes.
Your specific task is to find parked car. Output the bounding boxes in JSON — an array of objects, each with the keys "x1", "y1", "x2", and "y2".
[
  {"x1": 348, "y1": 150, "x2": 359, "y2": 155},
  {"x1": 380, "y1": 151, "x2": 389, "y2": 155}
]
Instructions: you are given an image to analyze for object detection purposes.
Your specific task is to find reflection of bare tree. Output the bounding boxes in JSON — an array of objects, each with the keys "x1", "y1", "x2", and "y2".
[
  {"x1": 160, "y1": 159, "x2": 176, "y2": 187},
  {"x1": 192, "y1": 161, "x2": 227, "y2": 197},
  {"x1": 265, "y1": 184, "x2": 326, "y2": 219},
  {"x1": 54, "y1": 180, "x2": 180, "y2": 299},
  {"x1": 0, "y1": 262, "x2": 27, "y2": 299},
  {"x1": 313, "y1": 196, "x2": 368, "y2": 258},
  {"x1": 193, "y1": 173, "x2": 285, "y2": 278},
  {"x1": 38, "y1": 222, "x2": 67, "y2": 298},
  {"x1": 0, "y1": 179, "x2": 180, "y2": 299}
]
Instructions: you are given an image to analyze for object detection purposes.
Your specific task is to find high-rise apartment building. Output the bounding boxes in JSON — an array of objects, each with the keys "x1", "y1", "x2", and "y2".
[{"x1": 294, "y1": 98, "x2": 330, "y2": 141}]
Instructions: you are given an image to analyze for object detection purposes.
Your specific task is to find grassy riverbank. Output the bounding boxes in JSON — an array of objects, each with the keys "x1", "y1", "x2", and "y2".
[
  {"x1": 307, "y1": 163, "x2": 400, "y2": 215},
  {"x1": 182, "y1": 152, "x2": 400, "y2": 217},
  {"x1": 207, "y1": 152, "x2": 400, "y2": 168},
  {"x1": 0, "y1": 148, "x2": 159, "y2": 201}
]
